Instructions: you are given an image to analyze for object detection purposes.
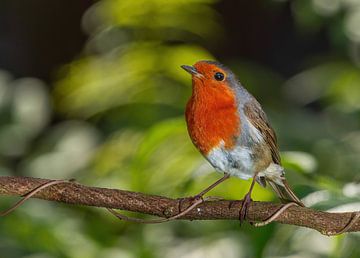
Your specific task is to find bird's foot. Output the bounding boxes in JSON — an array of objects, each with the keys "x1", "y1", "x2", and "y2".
[
  {"x1": 177, "y1": 194, "x2": 204, "y2": 213},
  {"x1": 239, "y1": 193, "x2": 252, "y2": 224}
]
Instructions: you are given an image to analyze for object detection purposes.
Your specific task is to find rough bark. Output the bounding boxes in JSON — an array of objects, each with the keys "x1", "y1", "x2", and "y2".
[{"x1": 0, "y1": 176, "x2": 358, "y2": 235}]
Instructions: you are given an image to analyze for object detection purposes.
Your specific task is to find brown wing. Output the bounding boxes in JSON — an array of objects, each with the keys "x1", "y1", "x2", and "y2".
[{"x1": 243, "y1": 100, "x2": 281, "y2": 165}]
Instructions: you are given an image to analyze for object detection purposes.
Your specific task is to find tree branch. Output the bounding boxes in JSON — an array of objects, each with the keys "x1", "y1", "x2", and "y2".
[{"x1": 0, "y1": 176, "x2": 358, "y2": 235}]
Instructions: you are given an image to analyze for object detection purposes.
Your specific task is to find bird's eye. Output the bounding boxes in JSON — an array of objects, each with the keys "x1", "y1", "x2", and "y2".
[{"x1": 214, "y1": 72, "x2": 225, "y2": 81}]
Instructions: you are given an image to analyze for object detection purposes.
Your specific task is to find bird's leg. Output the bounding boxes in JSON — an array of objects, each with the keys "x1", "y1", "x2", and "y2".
[
  {"x1": 178, "y1": 173, "x2": 230, "y2": 212},
  {"x1": 239, "y1": 175, "x2": 257, "y2": 223},
  {"x1": 109, "y1": 174, "x2": 232, "y2": 224},
  {"x1": 196, "y1": 173, "x2": 230, "y2": 198},
  {"x1": 108, "y1": 173, "x2": 231, "y2": 224}
]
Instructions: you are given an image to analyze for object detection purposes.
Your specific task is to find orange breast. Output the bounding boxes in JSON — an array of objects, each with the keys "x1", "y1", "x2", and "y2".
[{"x1": 185, "y1": 82, "x2": 240, "y2": 154}]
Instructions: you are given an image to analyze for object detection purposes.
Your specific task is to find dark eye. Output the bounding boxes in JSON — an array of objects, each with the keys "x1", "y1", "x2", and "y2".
[{"x1": 214, "y1": 72, "x2": 224, "y2": 81}]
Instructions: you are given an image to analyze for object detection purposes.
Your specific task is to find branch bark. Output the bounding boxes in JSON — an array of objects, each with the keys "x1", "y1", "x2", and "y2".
[{"x1": 0, "y1": 176, "x2": 359, "y2": 235}]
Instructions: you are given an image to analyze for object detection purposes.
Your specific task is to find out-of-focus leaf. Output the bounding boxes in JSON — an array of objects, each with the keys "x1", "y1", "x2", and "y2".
[
  {"x1": 54, "y1": 43, "x2": 212, "y2": 118},
  {"x1": 96, "y1": 0, "x2": 221, "y2": 40},
  {"x1": 282, "y1": 151, "x2": 318, "y2": 174}
]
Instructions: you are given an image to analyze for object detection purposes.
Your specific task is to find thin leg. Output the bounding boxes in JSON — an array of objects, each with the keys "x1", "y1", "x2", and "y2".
[
  {"x1": 239, "y1": 175, "x2": 257, "y2": 223},
  {"x1": 178, "y1": 173, "x2": 230, "y2": 215},
  {"x1": 109, "y1": 174, "x2": 232, "y2": 224},
  {"x1": 196, "y1": 173, "x2": 230, "y2": 198}
]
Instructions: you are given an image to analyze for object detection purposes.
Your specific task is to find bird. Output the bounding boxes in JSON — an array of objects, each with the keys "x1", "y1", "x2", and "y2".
[{"x1": 181, "y1": 60, "x2": 304, "y2": 220}]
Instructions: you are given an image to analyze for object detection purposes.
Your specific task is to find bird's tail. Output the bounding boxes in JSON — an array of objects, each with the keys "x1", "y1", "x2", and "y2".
[{"x1": 267, "y1": 178, "x2": 305, "y2": 207}]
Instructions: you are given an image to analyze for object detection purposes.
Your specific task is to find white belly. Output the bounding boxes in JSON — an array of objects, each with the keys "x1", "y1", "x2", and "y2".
[
  {"x1": 204, "y1": 116, "x2": 265, "y2": 180},
  {"x1": 206, "y1": 142, "x2": 254, "y2": 180}
]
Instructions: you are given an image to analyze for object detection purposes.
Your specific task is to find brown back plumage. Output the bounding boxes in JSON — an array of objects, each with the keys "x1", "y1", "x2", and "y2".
[
  {"x1": 243, "y1": 100, "x2": 281, "y2": 165},
  {"x1": 243, "y1": 99, "x2": 304, "y2": 206}
]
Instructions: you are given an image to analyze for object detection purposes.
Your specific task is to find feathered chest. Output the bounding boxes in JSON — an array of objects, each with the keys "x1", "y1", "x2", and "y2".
[{"x1": 185, "y1": 86, "x2": 240, "y2": 154}]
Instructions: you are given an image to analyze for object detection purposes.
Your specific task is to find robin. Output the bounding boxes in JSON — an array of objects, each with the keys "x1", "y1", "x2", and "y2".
[{"x1": 181, "y1": 60, "x2": 304, "y2": 221}]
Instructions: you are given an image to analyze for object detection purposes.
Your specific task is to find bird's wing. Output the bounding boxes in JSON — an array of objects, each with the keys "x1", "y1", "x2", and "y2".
[{"x1": 243, "y1": 100, "x2": 281, "y2": 165}]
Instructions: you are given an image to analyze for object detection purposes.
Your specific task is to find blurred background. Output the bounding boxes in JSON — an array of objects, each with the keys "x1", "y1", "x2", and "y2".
[{"x1": 0, "y1": 0, "x2": 359, "y2": 257}]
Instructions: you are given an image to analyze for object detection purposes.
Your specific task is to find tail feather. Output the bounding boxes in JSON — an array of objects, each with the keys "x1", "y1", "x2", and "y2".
[{"x1": 267, "y1": 179, "x2": 305, "y2": 207}]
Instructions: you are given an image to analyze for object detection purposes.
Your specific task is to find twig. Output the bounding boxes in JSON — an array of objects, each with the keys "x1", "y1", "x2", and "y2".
[
  {"x1": 107, "y1": 197, "x2": 204, "y2": 224},
  {"x1": 253, "y1": 202, "x2": 299, "y2": 227},
  {"x1": 0, "y1": 179, "x2": 72, "y2": 216}
]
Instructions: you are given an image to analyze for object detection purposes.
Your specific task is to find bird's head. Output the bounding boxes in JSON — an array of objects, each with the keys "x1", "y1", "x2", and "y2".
[{"x1": 181, "y1": 60, "x2": 237, "y2": 91}]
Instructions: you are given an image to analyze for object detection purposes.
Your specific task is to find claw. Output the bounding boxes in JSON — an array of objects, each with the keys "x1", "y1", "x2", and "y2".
[
  {"x1": 239, "y1": 193, "x2": 252, "y2": 224},
  {"x1": 178, "y1": 194, "x2": 203, "y2": 212}
]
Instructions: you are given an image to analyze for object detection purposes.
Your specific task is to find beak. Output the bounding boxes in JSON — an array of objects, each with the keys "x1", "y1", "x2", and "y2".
[{"x1": 181, "y1": 65, "x2": 203, "y2": 78}]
